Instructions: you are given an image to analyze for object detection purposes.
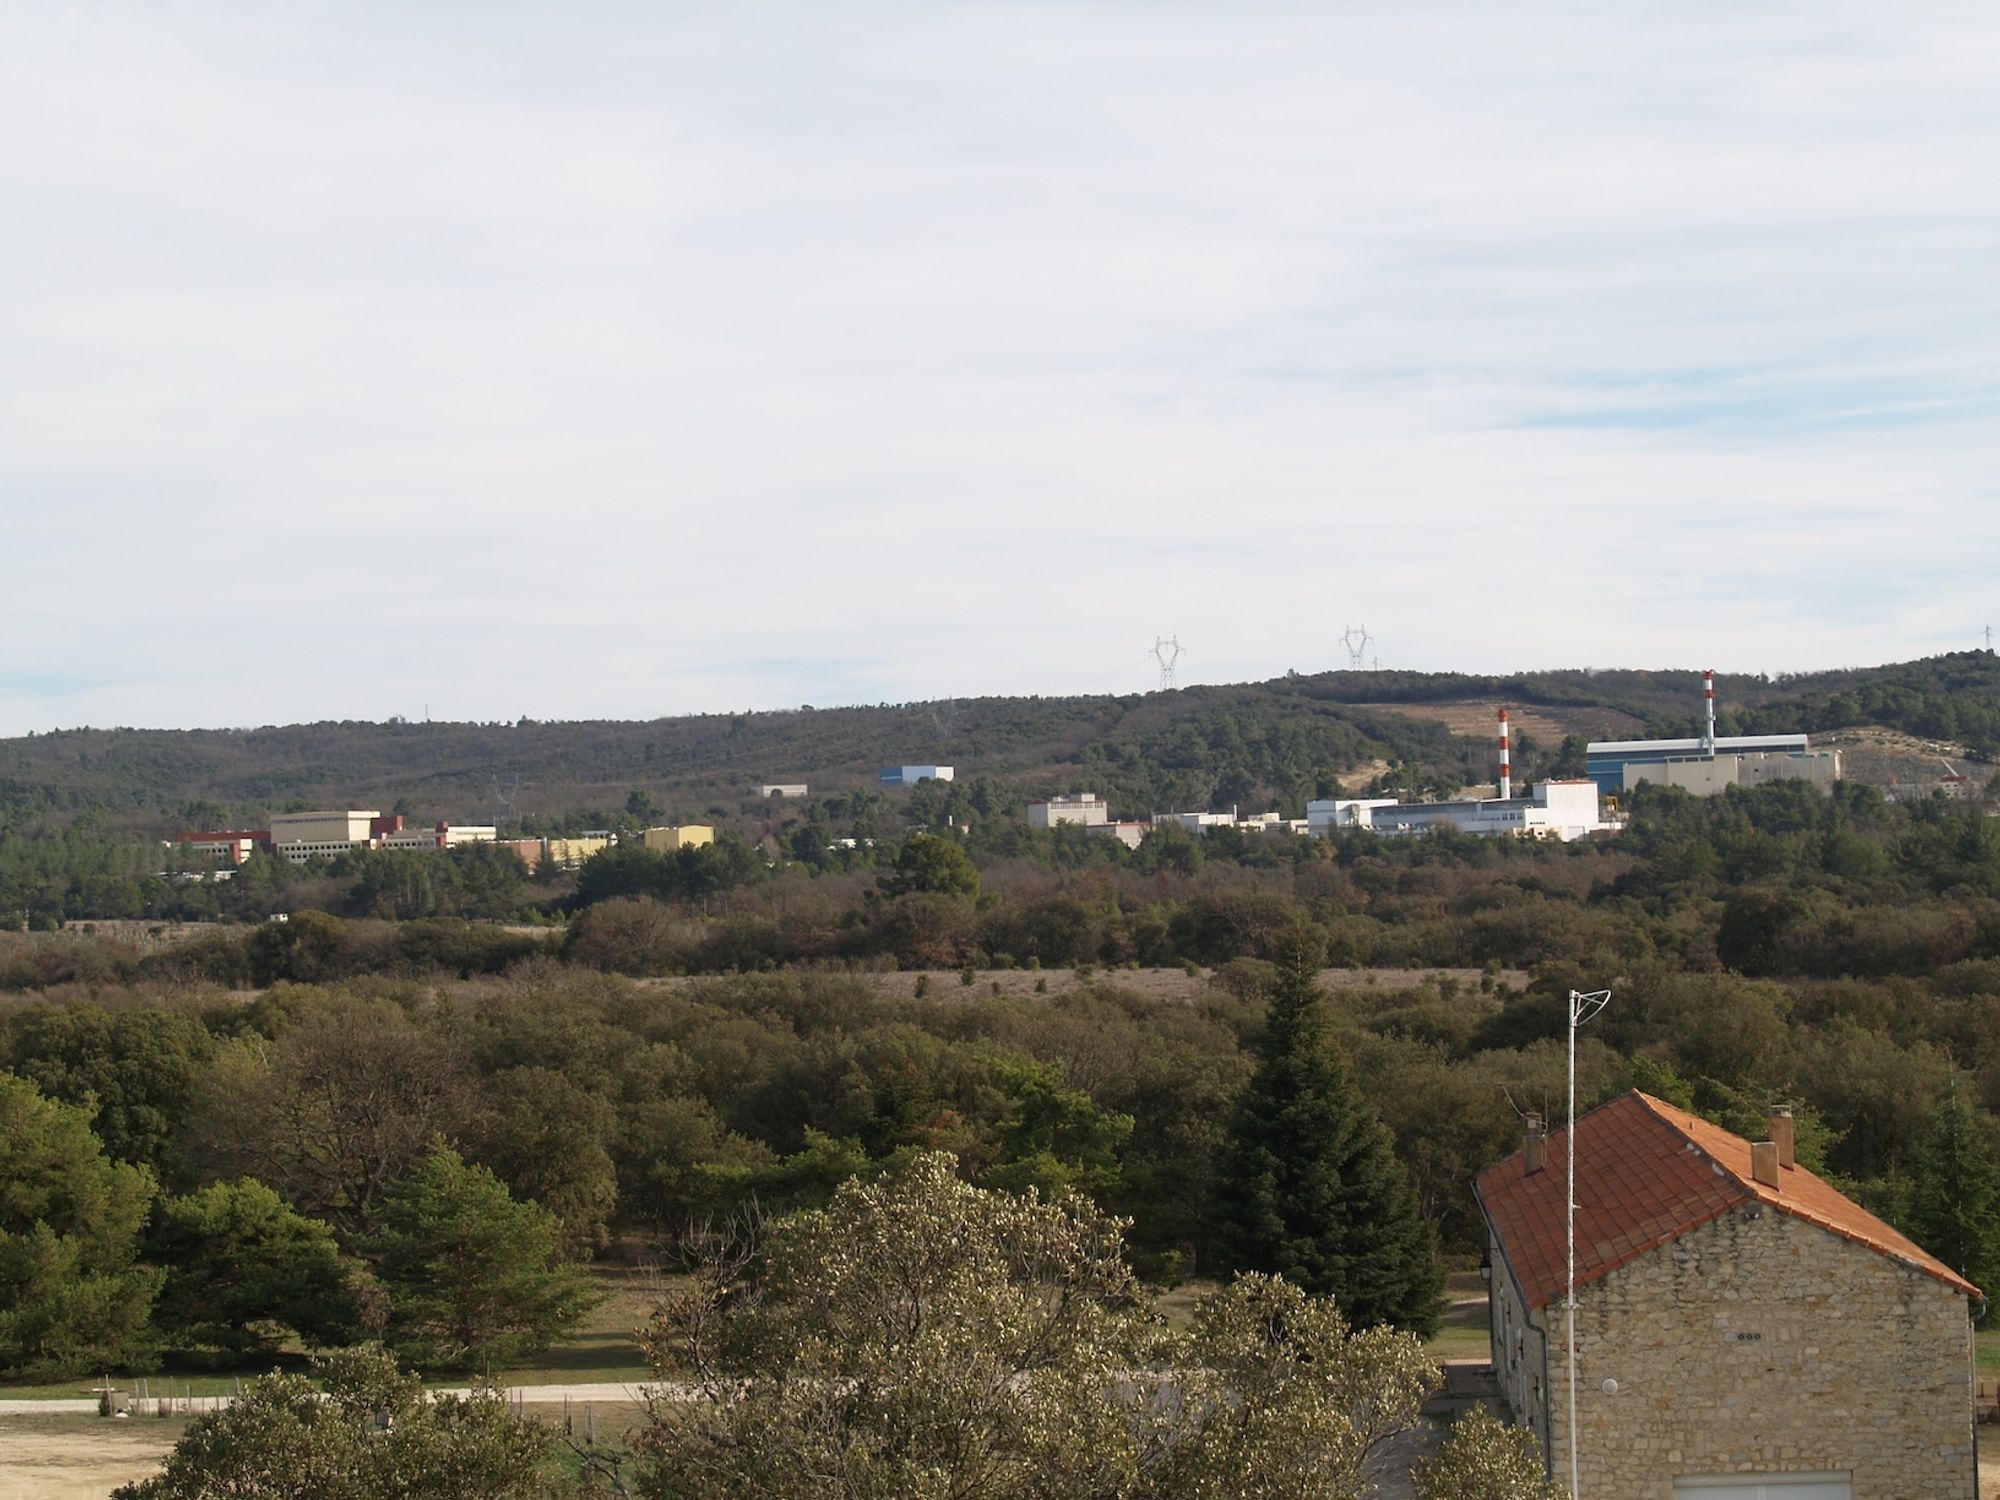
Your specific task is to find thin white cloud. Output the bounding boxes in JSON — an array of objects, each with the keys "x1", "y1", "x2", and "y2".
[{"x1": 0, "y1": 1, "x2": 1996, "y2": 732}]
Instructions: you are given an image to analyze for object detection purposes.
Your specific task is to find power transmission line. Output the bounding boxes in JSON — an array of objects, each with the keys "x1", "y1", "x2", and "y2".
[{"x1": 1150, "y1": 636, "x2": 1184, "y2": 691}]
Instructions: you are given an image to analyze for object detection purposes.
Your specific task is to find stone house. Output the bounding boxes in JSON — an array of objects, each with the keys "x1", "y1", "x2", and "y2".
[{"x1": 1475, "y1": 1090, "x2": 1982, "y2": 1499}]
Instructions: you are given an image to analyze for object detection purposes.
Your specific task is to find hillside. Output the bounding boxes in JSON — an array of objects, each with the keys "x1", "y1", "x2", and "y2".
[{"x1": 1, "y1": 652, "x2": 1994, "y2": 836}]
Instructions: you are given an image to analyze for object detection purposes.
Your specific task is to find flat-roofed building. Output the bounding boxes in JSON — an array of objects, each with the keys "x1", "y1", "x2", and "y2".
[
  {"x1": 174, "y1": 829, "x2": 270, "y2": 867},
  {"x1": 1151, "y1": 810, "x2": 1239, "y2": 831},
  {"x1": 1027, "y1": 793, "x2": 1109, "y2": 828},
  {"x1": 544, "y1": 835, "x2": 611, "y2": 869},
  {"x1": 755, "y1": 783, "x2": 809, "y2": 798},
  {"x1": 1366, "y1": 780, "x2": 1609, "y2": 841},
  {"x1": 496, "y1": 838, "x2": 545, "y2": 870},
  {"x1": 269, "y1": 810, "x2": 381, "y2": 847},
  {"x1": 879, "y1": 765, "x2": 954, "y2": 786},
  {"x1": 1305, "y1": 798, "x2": 1399, "y2": 833},
  {"x1": 378, "y1": 825, "x2": 444, "y2": 851},
  {"x1": 642, "y1": 824, "x2": 714, "y2": 852},
  {"x1": 1088, "y1": 821, "x2": 1149, "y2": 851},
  {"x1": 1587, "y1": 735, "x2": 1839, "y2": 797}
]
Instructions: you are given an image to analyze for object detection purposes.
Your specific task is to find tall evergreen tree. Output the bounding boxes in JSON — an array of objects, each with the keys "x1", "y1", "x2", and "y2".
[
  {"x1": 1908, "y1": 1082, "x2": 1999, "y2": 1324},
  {"x1": 0, "y1": 1074, "x2": 162, "y2": 1377},
  {"x1": 372, "y1": 1144, "x2": 598, "y2": 1372},
  {"x1": 1213, "y1": 928, "x2": 1442, "y2": 1335}
]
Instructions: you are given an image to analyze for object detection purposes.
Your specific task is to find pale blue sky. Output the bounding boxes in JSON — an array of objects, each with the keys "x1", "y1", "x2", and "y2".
[{"x1": 2, "y1": 1, "x2": 1996, "y2": 733}]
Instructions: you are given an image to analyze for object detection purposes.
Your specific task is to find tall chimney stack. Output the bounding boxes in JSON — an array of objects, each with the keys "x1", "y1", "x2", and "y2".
[
  {"x1": 1768, "y1": 1104, "x2": 1795, "y2": 1170},
  {"x1": 1703, "y1": 670, "x2": 1717, "y2": 757},
  {"x1": 1498, "y1": 708, "x2": 1512, "y2": 800},
  {"x1": 1524, "y1": 1113, "x2": 1545, "y2": 1174}
]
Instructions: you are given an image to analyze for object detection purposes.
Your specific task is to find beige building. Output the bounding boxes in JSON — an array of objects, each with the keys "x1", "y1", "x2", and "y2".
[
  {"x1": 377, "y1": 821, "x2": 498, "y2": 852},
  {"x1": 755, "y1": 783, "x2": 809, "y2": 798},
  {"x1": 543, "y1": 835, "x2": 610, "y2": 869},
  {"x1": 1027, "y1": 793, "x2": 1110, "y2": 828},
  {"x1": 1620, "y1": 749, "x2": 1843, "y2": 797},
  {"x1": 1478, "y1": 1092, "x2": 1980, "y2": 1499},
  {"x1": 1087, "y1": 821, "x2": 1148, "y2": 851},
  {"x1": 268, "y1": 810, "x2": 379, "y2": 846},
  {"x1": 496, "y1": 838, "x2": 546, "y2": 870},
  {"x1": 642, "y1": 824, "x2": 714, "y2": 853}
]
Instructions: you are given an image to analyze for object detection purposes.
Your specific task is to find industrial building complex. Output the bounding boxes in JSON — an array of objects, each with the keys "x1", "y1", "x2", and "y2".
[
  {"x1": 1025, "y1": 793, "x2": 1149, "y2": 849},
  {"x1": 1586, "y1": 671, "x2": 1839, "y2": 796},
  {"x1": 171, "y1": 675, "x2": 1839, "y2": 874},
  {"x1": 177, "y1": 811, "x2": 498, "y2": 866},
  {"x1": 173, "y1": 811, "x2": 714, "y2": 874},
  {"x1": 1144, "y1": 677, "x2": 1839, "y2": 846}
]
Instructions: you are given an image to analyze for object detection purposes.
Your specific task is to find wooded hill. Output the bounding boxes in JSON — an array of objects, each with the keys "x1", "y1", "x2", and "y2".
[{"x1": 2, "y1": 652, "x2": 1995, "y2": 836}]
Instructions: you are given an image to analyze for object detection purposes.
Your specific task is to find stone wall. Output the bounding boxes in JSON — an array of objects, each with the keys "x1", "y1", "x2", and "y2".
[
  {"x1": 1536, "y1": 1204, "x2": 1976, "y2": 1498},
  {"x1": 1488, "y1": 1228, "x2": 1551, "y2": 1455}
]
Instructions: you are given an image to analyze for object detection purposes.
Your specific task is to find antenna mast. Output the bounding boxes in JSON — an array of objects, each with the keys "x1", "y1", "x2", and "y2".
[
  {"x1": 491, "y1": 774, "x2": 521, "y2": 828},
  {"x1": 1151, "y1": 636, "x2": 1184, "y2": 692},
  {"x1": 1566, "y1": 986, "x2": 1613, "y2": 1500}
]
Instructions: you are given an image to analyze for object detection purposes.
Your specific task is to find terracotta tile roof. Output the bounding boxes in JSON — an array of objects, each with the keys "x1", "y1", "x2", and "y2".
[{"x1": 1475, "y1": 1090, "x2": 1980, "y2": 1309}]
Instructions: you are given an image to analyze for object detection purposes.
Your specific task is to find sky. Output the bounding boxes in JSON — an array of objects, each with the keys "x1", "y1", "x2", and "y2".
[{"x1": 2, "y1": 1, "x2": 1997, "y2": 734}]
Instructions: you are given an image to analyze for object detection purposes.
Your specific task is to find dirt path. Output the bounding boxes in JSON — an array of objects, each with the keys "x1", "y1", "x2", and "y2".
[{"x1": 0, "y1": 1420, "x2": 180, "y2": 1500}]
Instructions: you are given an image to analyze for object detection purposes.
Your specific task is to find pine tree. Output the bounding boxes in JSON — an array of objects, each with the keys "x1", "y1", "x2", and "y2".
[
  {"x1": 1909, "y1": 1082, "x2": 1999, "y2": 1323},
  {"x1": 372, "y1": 1144, "x2": 599, "y2": 1371},
  {"x1": 0, "y1": 1074, "x2": 162, "y2": 1377},
  {"x1": 1213, "y1": 928, "x2": 1443, "y2": 1335}
]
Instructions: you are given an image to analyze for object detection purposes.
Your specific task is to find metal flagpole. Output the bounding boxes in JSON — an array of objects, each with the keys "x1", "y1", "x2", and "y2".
[{"x1": 1567, "y1": 987, "x2": 1612, "y2": 1499}]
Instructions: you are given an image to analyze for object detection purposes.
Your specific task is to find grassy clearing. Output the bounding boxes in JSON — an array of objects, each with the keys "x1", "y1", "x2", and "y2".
[
  {"x1": 536, "y1": 1398, "x2": 648, "y2": 1489},
  {"x1": 1096, "y1": 1271, "x2": 1491, "y2": 1368},
  {"x1": 0, "y1": 1370, "x2": 287, "y2": 1402},
  {"x1": 1425, "y1": 1272, "x2": 1492, "y2": 1363},
  {"x1": 0, "y1": 1268, "x2": 662, "y2": 1404},
  {"x1": 1, "y1": 1263, "x2": 1493, "y2": 1408},
  {"x1": 1976, "y1": 1327, "x2": 2000, "y2": 1371},
  {"x1": 494, "y1": 1265, "x2": 659, "y2": 1387}
]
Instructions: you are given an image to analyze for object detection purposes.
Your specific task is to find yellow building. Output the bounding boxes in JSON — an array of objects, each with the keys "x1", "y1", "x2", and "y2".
[
  {"x1": 642, "y1": 824, "x2": 715, "y2": 853},
  {"x1": 544, "y1": 835, "x2": 611, "y2": 869}
]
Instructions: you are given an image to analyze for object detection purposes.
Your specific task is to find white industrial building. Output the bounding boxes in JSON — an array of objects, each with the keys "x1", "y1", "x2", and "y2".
[
  {"x1": 1090, "y1": 822, "x2": 1150, "y2": 850},
  {"x1": 1028, "y1": 793, "x2": 1110, "y2": 828},
  {"x1": 755, "y1": 783, "x2": 809, "y2": 798},
  {"x1": 1149, "y1": 809, "x2": 1315, "y2": 837},
  {"x1": 1306, "y1": 798, "x2": 1400, "y2": 832},
  {"x1": 1362, "y1": 779, "x2": 1609, "y2": 841},
  {"x1": 1358, "y1": 711, "x2": 1611, "y2": 841},
  {"x1": 1145, "y1": 711, "x2": 1611, "y2": 844},
  {"x1": 1151, "y1": 810, "x2": 1242, "y2": 832},
  {"x1": 1028, "y1": 793, "x2": 1148, "y2": 849}
]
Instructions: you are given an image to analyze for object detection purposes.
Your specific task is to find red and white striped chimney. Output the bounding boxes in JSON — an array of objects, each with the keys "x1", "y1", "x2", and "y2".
[
  {"x1": 1498, "y1": 708, "x2": 1512, "y2": 800},
  {"x1": 1703, "y1": 669, "x2": 1717, "y2": 755}
]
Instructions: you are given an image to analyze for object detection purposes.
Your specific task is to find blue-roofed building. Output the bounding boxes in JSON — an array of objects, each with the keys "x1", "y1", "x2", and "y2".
[
  {"x1": 879, "y1": 764, "x2": 954, "y2": 787},
  {"x1": 1586, "y1": 734, "x2": 1836, "y2": 797},
  {"x1": 1585, "y1": 734, "x2": 1805, "y2": 795}
]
